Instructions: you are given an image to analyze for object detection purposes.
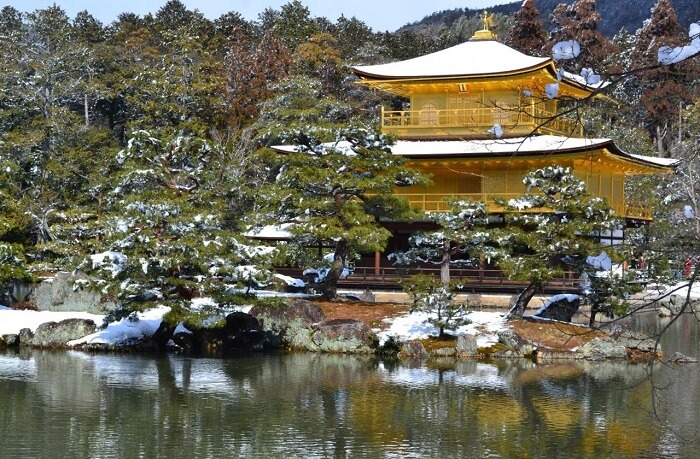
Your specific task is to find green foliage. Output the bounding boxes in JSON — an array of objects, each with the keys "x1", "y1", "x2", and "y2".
[
  {"x1": 495, "y1": 166, "x2": 623, "y2": 317},
  {"x1": 254, "y1": 121, "x2": 425, "y2": 298},
  {"x1": 402, "y1": 273, "x2": 472, "y2": 337}
]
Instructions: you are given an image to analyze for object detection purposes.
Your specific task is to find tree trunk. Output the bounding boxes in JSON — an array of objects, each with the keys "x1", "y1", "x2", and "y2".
[
  {"x1": 84, "y1": 93, "x2": 89, "y2": 126},
  {"x1": 589, "y1": 306, "x2": 598, "y2": 327},
  {"x1": 321, "y1": 239, "x2": 349, "y2": 300},
  {"x1": 506, "y1": 282, "x2": 538, "y2": 319},
  {"x1": 440, "y1": 239, "x2": 451, "y2": 286}
]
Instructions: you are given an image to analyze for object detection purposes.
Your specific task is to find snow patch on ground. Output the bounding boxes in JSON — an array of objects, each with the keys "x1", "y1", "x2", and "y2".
[
  {"x1": 377, "y1": 310, "x2": 506, "y2": 347},
  {"x1": 0, "y1": 309, "x2": 104, "y2": 335},
  {"x1": 662, "y1": 280, "x2": 700, "y2": 300},
  {"x1": 68, "y1": 306, "x2": 170, "y2": 347}
]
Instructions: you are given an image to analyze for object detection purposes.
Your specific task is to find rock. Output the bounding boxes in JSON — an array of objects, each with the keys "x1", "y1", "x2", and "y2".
[
  {"x1": 616, "y1": 332, "x2": 659, "y2": 353},
  {"x1": 579, "y1": 337, "x2": 627, "y2": 360},
  {"x1": 250, "y1": 298, "x2": 326, "y2": 328},
  {"x1": 497, "y1": 328, "x2": 536, "y2": 356},
  {"x1": 401, "y1": 340, "x2": 429, "y2": 359},
  {"x1": 3, "y1": 334, "x2": 19, "y2": 347},
  {"x1": 359, "y1": 288, "x2": 375, "y2": 302},
  {"x1": 311, "y1": 319, "x2": 374, "y2": 353},
  {"x1": 32, "y1": 272, "x2": 116, "y2": 314},
  {"x1": 18, "y1": 328, "x2": 33, "y2": 345},
  {"x1": 535, "y1": 295, "x2": 580, "y2": 322},
  {"x1": 175, "y1": 312, "x2": 267, "y2": 355},
  {"x1": 656, "y1": 294, "x2": 700, "y2": 315},
  {"x1": 250, "y1": 299, "x2": 326, "y2": 350},
  {"x1": 27, "y1": 319, "x2": 97, "y2": 348},
  {"x1": 668, "y1": 352, "x2": 698, "y2": 363},
  {"x1": 455, "y1": 334, "x2": 479, "y2": 357},
  {"x1": 429, "y1": 346, "x2": 456, "y2": 357}
]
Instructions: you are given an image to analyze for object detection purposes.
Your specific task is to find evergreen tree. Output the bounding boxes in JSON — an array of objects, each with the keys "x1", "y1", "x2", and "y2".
[
  {"x1": 261, "y1": 1, "x2": 319, "y2": 51},
  {"x1": 547, "y1": 0, "x2": 618, "y2": 73},
  {"x1": 402, "y1": 273, "x2": 472, "y2": 338},
  {"x1": 391, "y1": 200, "x2": 492, "y2": 286},
  {"x1": 504, "y1": 0, "x2": 548, "y2": 57},
  {"x1": 254, "y1": 124, "x2": 424, "y2": 299},
  {"x1": 495, "y1": 166, "x2": 621, "y2": 318},
  {"x1": 628, "y1": 0, "x2": 697, "y2": 155}
]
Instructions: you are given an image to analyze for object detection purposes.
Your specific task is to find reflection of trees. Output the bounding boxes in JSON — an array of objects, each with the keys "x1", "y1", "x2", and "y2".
[{"x1": 1, "y1": 341, "x2": 698, "y2": 457}]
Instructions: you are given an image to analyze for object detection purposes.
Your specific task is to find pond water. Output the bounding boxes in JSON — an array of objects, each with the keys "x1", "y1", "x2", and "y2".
[{"x1": 1, "y1": 312, "x2": 698, "y2": 458}]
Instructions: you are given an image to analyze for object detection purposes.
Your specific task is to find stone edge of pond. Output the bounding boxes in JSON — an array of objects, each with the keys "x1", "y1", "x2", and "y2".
[{"x1": 2, "y1": 313, "x2": 668, "y2": 364}]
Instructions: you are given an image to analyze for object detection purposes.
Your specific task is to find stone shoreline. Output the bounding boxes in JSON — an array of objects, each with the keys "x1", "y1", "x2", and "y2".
[{"x1": 2, "y1": 298, "x2": 683, "y2": 363}]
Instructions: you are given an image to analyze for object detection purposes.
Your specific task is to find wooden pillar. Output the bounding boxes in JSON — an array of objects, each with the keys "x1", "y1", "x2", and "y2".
[{"x1": 374, "y1": 251, "x2": 381, "y2": 276}]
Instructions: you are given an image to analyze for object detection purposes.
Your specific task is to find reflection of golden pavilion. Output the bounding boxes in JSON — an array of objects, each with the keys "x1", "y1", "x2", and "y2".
[{"x1": 350, "y1": 26, "x2": 674, "y2": 222}]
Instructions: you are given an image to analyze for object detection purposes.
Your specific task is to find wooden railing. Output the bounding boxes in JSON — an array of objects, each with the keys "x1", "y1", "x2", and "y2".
[
  {"x1": 395, "y1": 192, "x2": 653, "y2": 220},
  {"x1": 381, "y1": 105, "x2": 583, "y2": 138}
]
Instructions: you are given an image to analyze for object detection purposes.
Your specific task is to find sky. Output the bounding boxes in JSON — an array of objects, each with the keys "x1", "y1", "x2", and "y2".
[{"x1": 2, "y1": 1, "x2": 513, "y2": 32}]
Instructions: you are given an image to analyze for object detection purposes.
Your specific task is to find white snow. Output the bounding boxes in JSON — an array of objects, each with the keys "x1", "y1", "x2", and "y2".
[
  {"x1": 545, "y1": 83, "x2": 560, "y2": 99},
  {"x1": 244, "y1": 223, "x2": 293, "y2": 240},
  {"x1": 352, "y1": 40, "x2": 550, "y2": 79},
  {"x1": 377, "y1": 310, "x2": 506, "y2": 348},
  {"x1": 658, "y1": 22, "x2": 700, "y2": 65},
  {"x1": 586, "y1": 251, "x2": 612, "y2": 271},
  {"x1": 662, "y1": 280, "x2": 700, "y2": 300},
  {"x1": 90, "y1": 251, "x2": 127, "y2": 278},
  {"x1": 68, "y1": 306, "x2": 170, "y2": 346},
  {"x1": 488, "y1": 123, "x2": 504, "y2": 138},
  {"x1": 552, "y1": 40, "x2": 581, "y2": 60},
  {"x1": 532, "y1": 294, "x2": 580, "y2": 316},
  {"x1": 0, "y1": 308, "x2": 103, "y2": 335},
  {"x1": 273, "y1": 273, "x2": 306, "y2": 288}
]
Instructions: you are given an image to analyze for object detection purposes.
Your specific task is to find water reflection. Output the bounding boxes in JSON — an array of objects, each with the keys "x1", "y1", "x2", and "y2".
[{"x1": 0, "y1": 313, "x2": 698, "y2": 458}]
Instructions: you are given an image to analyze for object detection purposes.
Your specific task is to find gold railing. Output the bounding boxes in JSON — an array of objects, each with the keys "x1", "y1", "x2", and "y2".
[
  {"x1": 381, "y1": 105, "x2": 583, "y2": 138},
  {"x1": 396, "y1": 192, "x2": 653, "y2": 220}
]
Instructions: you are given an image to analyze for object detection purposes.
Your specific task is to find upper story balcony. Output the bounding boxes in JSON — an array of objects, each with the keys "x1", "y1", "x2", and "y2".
[
  {"x1": 394, "y1": 191, "x2": 654, "y2": 221},
  {"x1": 381, "y1": 104, "x2": 583, "y2": 140}
]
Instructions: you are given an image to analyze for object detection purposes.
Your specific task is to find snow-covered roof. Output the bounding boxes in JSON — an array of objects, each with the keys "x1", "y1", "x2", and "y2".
[
  {"x1": 390, "y1": 136, "x2": 603, "y2": 156},
  {"x1": 352, "y1": 40, "x2": 550, "y2": 79},
  {"x1": 272, "y1": 135, "x2": 677, "y2": 171},
  {"x1": 390, "y1": 136, "x2": 677, "y2": 169}
]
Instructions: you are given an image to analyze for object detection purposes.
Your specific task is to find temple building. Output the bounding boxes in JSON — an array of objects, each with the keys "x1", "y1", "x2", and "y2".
[
  {"x1": 349, "y1": 21, "x2": 674, "y2": 222},
  {"x1": 273, "y1": 19, "x2": 675, "y2": 287}
]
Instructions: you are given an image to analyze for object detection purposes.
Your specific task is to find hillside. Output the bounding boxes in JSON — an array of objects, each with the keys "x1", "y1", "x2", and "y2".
[{"x1": 401, "y1": 0, "x2": 699, "y2": 37}]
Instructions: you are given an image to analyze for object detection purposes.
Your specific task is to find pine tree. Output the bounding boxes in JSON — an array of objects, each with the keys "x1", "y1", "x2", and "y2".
[
  {"x1": 547, "y1": 0, "x2": 618, "y2": 74},
  {"x1": 402, "y1": 273, "x2": 472, "y2": 338},
  {"x1": 628, "y1": 0, "x2": 697, "y2": 155},
  {"x1": 254, "y1": 124, "x2": 424, "y2": 299},
  {"x1": 495, "y1": 166, "x2": 622, "y2": 318},
  {"x1": 504, "y1": 0, "x2": 548, "y2": 57},
  {"x1": 391, "y1": 199, "x2": 492, "y2": 286}
]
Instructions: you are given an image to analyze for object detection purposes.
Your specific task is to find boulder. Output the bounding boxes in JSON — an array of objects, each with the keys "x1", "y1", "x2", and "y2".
[
  {"x1": 3, "y1": 334, "x2": 19, "y2": 347},
  {"x1": 311, "y1": 319, "x2": 374, "y2": 353},
  {"x1": 429, "y1": 346, "x2": 456, "y2": 357},
  {"x1": 668, "y1": 352, "x2": 698, "y2": 363},
  {"x1": 26, "y1": 319, "x2": 97, "y2": 348},
  {"x1": 578, "y1": 337, "x2": 627, "y2": 360},
  {"x1": 534, "y1": 294, "x2": 580, "y2": 322},
  {"x1": 497, "y1": 328, "x2": 536, "y2": 357},
  {"x1": 400, "y1": 340, "x2": 429, "y2": 359},
  {"x1": 616, "y1": 332, "x2": 659, "y2": 353},
  {"x1": 455, "y1": 334, "x2": 479, "y2": 357},
  {"x1": 250, "y1": 299, "x2": 326, "y2": 350},
  {"x1": 172, "y1": 312, "x2": 267, "y2": 355},
  {"x1": 32, "y1": 272, "x2": 116, "y2": 314},
  {"x1": 656, "y1": 293, "x2": 700, "y2": 315}
]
